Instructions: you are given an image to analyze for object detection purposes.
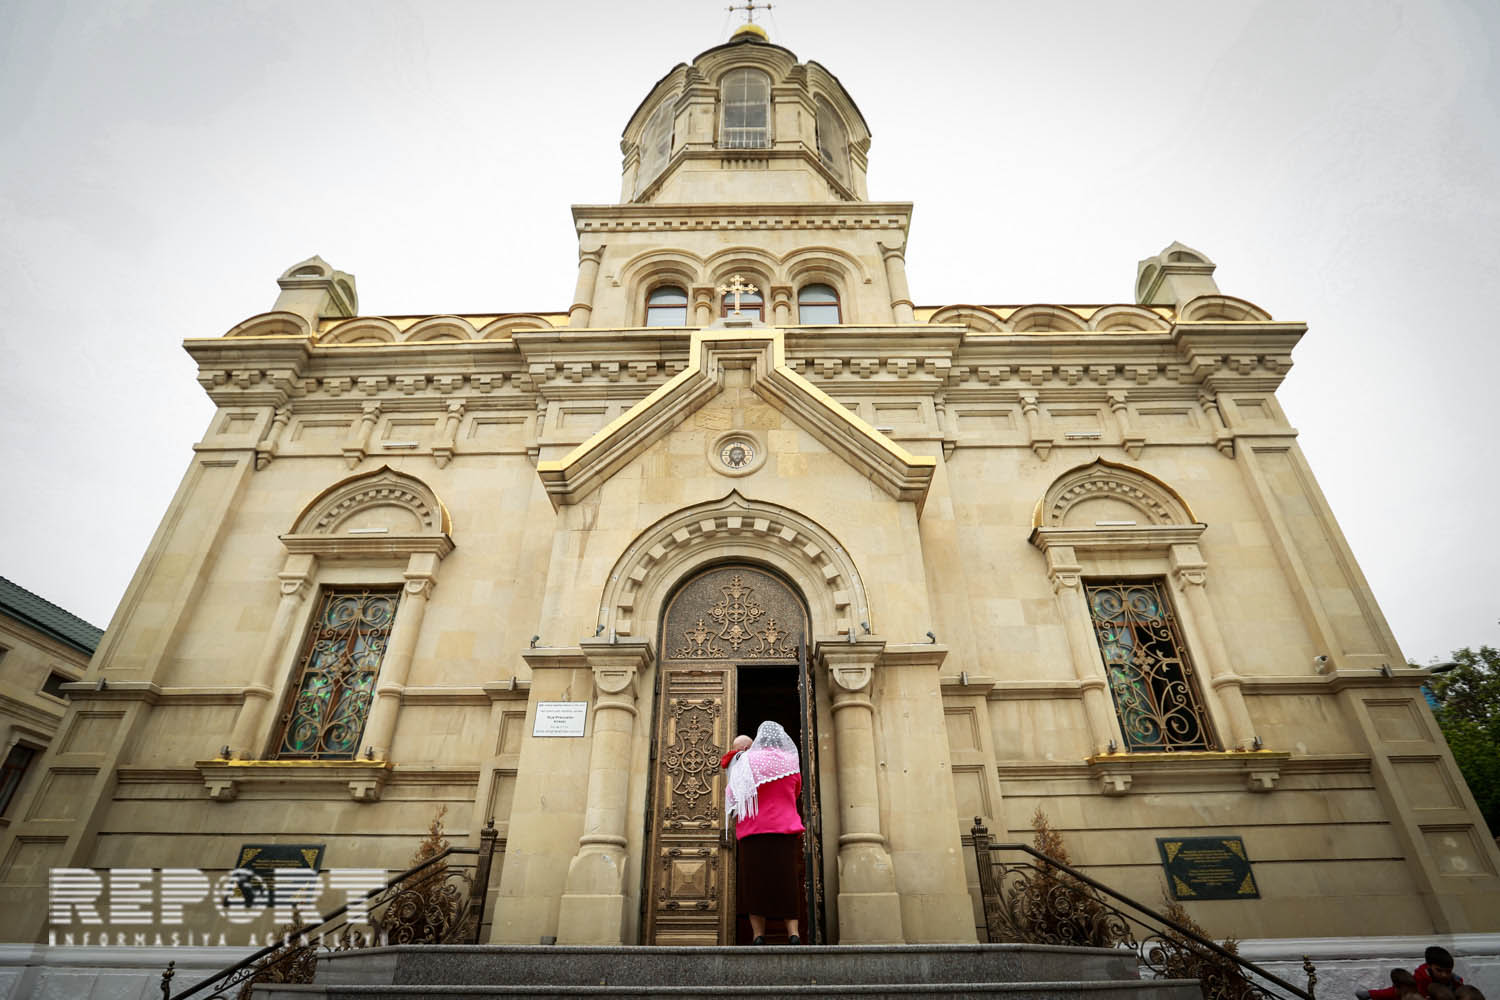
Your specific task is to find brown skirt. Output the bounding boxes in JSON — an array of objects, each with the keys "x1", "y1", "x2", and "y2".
[{"x1": 736, "y1": 833, "x2": 802, "y2": 918}]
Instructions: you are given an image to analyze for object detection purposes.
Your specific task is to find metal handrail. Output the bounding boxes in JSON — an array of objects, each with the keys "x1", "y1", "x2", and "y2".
[
  {"x1": 161, "y1": 832, "x2": 494, "y2": 1000},
  {"x1": 971, "y1": 818, "x2": 1313, "y2": 1000}
]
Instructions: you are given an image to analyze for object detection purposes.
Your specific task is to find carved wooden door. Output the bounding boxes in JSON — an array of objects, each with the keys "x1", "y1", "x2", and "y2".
[{"x1": 644, "y1": 565, "x2": 807, "y2": 945}]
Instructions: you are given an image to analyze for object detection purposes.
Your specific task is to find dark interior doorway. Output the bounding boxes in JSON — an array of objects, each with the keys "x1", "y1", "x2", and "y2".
[{"x1": 733, "y1": 664, "x2": 809, "y2": 944}]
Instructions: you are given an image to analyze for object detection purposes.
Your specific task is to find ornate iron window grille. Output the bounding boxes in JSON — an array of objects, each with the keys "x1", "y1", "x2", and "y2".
[
  {"x1": 275, "y1": 587, "x2": 400, "y2": 760},
  {"x1": 1083, "y1": 579, "x2": 1215, "y2": 751}
]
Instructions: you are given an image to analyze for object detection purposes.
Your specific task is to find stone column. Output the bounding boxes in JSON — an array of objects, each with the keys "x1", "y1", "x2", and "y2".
[
  {"x1": 567, "y1": 240, "x2": 606, "y2": 327},
  {"x1": 342, "y1": 401, "x2": 381, "y2": 469},
  {"x1": 1020, "y1": 394, "x2": 1053, "y2": 459},
  {"x1": 226, "y1": 554, "x2": 317, "y2": 759},
  {"x1": 255, "y1": 406, "x2": 292, "y2": 470},
  {"x1": 1169, "y1": 544, "x2": 1257, "y2": 750},
  {"x1": 556, "y1": 638, "x2": 652, "y2": 944},
  {"x1": 770, "y1": 284, "x2": 793, "y2": 326},
  {"x1": 691, "y1": 286, "x2": 716, "y2": 327},
  {"x1": 877, "y1": 240, "x2": 916, "y2": 324},
  {"x1": 360, "y1": 553, "x2": 439, "y2": 759},
  {"x1": 1200, "y1": 391, "x2": 1235, "y2": 457},
  {"x1": 1108, "y1": 391, "x2": 1144, "y2": 459},
  {"x1": 1041, "y1": 545, "x2": 1125, "y2": 754},
  {"x1": 816, "y1": 638, "x2": 904, "y2": 944}
]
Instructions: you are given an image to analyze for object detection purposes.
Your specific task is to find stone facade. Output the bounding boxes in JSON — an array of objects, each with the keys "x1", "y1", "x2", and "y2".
[
  {"x1": 1, "y1": 24, "x2": 1496, "y2": 964},
  {"x1": 0, "y1": 578, "x2": 102, "y2": 832}
]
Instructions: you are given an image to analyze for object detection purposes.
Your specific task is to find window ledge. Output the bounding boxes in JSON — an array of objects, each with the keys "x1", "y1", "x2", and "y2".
[
  {"x1": 1086, "y1": 749, "x2": 1291, "y2": 796},
  {"x1": 195, "y1": 759, "x2": 392, "y2": 803}
]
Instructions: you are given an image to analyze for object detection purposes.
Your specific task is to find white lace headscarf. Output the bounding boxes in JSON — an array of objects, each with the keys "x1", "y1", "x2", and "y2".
[{"x1": 725, "y1": 720, "x2": 800, "y2": 822}]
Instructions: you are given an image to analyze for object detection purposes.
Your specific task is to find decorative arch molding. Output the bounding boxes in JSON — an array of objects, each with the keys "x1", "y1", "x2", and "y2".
[
  {"x1": 600, "y1": 491, "x2": 869, "y2": 642},
  {"x1": 1034, "y1": 459, "x2": 1197, "y2": 530},
  {"x1": 403, "y1": 316, "x2": 478, "y2": 343},
  {"x1": 477, "y1": 314, "x2": 556, "y2": 340},
  {"x1": 1008, "y1": 304, "x2": 1089, "y2": 333},
  {"x1": 782, "y1": 244, "x2": 872, "y2": 287},
  {"x1": 284, "y1": 465, "x2": 454, "y2": 559},
  {"x1": 927, "y1": 304, "x2": 1005, "y2": 333},
  {"x1": 223, "y1": 311, "x2": 312, "y2": 340},
  {"x1": 704, "y1": 246, "x2": 781, "y2": 280},
  {"x1": 1179, "y1": 294, "x2": 1272, "y2": 323},
  {"x1": 695, "y1": 44, "x2": 798, "y2": 87},
  {"x1": 1088, "y1": 304, "x2": 1171, "y2": 332},
  {"x1": 319, "y1": 317, "x2": 401, "y2": 345},
  {"x1": 618, "y1": 248, "x2": 707, "y2": 321}
]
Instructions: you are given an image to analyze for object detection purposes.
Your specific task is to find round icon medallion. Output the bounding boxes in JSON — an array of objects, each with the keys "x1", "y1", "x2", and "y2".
[{"x1": 719, "y1": 438, "x2": 755, "y2": 471}]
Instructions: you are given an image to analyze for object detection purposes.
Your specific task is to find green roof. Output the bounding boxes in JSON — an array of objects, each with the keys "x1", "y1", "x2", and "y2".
[{"x1": 0, "y1": 577, "x2": 104, "y2": 656}]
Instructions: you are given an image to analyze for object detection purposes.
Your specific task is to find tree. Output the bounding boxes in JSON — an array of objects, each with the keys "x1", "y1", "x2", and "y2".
[{"x1": 1425, "y1": 645, "x2": 1500, "y2": 837}]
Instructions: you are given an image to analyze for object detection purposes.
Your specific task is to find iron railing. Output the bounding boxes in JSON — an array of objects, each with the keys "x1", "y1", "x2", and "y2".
[
  {"x1": 970, "y1": 818, "x2": 1316, "y2": 1000},
  {"x1": 160, "y1": 821, "x2": 499, "y2": 1000}
]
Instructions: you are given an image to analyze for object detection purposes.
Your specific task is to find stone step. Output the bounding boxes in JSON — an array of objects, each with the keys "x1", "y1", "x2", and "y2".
[
  {"x1": 257, "y1": 981, "x2": 1203, "y2": 1000},
  {"x1": 306, "y1": 944, "x2": 1148, "y2": 989}
]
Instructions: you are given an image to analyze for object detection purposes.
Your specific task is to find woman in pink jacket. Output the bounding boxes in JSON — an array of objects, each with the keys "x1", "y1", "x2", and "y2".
[{"x1": 723, "y1": 720, "x2": 805, "y2": 945}]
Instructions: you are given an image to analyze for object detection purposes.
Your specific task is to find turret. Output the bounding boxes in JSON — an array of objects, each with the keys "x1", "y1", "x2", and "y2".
[{"x1": 619, "y1": 24, "x2": 871, "y2": 204}]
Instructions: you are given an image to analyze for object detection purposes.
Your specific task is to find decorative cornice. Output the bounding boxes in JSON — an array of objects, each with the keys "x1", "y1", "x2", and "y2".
[
  {"x1": 1030, "y1": 524, "x2": 1208, "y2": 552},
  {"x1": 571, "y1": 201, "x2": 912, "y2": 232},
  {"x1": 535, "y1": 326, "x2": 935, "y2": 512},
  {"x1": 194, "y1": 758, "x2": 393, "y2": 803},
  {"x1": 279, "y1": 534, "x2": 455, "y2": 560}
]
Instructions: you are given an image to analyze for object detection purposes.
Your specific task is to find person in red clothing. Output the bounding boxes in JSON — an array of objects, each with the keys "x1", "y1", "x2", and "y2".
[
  {"x1": 723, "y1": 720, "x2": 805, "y2": 945},
  {"x1": 1360, "y1": 946, "x2": 1463, "y2": 1000}
]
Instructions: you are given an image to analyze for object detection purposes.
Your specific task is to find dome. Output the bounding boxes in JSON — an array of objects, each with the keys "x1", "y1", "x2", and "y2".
[{"x1": 730, "y1": 22, "x2": 769, "y2": 42}]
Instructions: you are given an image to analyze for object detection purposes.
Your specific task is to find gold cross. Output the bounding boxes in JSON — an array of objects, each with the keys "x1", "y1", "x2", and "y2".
[{"x1": 717, "y1": 274, "x2": 758, "y2": 315}]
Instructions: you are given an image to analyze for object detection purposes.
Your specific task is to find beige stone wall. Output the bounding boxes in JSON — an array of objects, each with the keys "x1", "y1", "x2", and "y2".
[{"x1": 0, "y1": 614, "x2": 90, "y2": 823}]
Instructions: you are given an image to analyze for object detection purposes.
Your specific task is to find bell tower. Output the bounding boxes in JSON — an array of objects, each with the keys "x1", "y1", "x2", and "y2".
[{"x1": 567, "y1": 24, "x2": 915, "y2": 329}]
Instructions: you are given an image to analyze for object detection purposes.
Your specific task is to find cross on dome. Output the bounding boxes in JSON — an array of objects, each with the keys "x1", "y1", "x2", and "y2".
[
  {"x1": 718, "y1": 274, "x2": 759, "y2": 315},
  {"x1": 727, "y1": 1, "x2": 772, "y2": 25}
]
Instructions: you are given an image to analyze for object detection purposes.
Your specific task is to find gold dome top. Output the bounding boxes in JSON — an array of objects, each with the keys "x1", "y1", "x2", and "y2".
[{"x1": 730, "y1": 22, "x2": 769, "y2": 42}]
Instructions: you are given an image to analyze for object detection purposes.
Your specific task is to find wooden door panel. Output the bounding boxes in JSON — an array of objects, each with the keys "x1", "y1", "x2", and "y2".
[{"x1": 644, "y1": 668, "x2": 732, "y2": 945}]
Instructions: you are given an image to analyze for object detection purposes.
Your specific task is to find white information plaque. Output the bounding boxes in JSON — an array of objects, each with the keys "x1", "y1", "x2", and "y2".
[{"x1": 533, "y1": 701, "x2": 588, "y2": 738}]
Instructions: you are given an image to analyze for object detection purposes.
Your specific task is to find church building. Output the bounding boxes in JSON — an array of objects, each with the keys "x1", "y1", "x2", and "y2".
[{"x1": 1, "y1": 21, "x2": 1494, "y2": 985}]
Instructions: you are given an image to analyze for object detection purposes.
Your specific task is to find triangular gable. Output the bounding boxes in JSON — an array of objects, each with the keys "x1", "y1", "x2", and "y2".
[{"x1": 536, "y1": 326, "x2": 935, "y2": 512}]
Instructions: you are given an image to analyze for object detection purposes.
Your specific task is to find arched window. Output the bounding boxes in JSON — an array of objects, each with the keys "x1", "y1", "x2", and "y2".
[
  {"x1": 720, "y1": 68, "x2": 771, "y2": 149},
  {"x1": 719, "y1": 285, "x2": 764, "y2": 320},
  {"x1": 635, "y1": 95, "x2": 677, "y2": 197},
  {"x1": 645, "y1": 285, "x2": 689, "y2": 326},
  {"x1": 815, "y1": 98, "x2": 849, "y2": 184},
  {"x1": 797, "y1": 283, "x2": 841, "y2": 324}
]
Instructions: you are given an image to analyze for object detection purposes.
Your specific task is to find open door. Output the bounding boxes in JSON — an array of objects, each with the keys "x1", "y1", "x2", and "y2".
[{"x1": 643, "y1": 564, "x2": 820, "y2": 945}]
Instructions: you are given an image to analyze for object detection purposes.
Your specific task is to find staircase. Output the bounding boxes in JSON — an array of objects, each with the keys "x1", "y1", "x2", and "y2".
[{"x1": 251, "y1": 943, "x2": 1201, "y2": 999}]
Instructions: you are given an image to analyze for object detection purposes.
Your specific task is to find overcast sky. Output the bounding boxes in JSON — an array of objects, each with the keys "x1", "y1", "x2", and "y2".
[{"x1": 1, "y1": 0, "x2": 1496, "y2": 665}]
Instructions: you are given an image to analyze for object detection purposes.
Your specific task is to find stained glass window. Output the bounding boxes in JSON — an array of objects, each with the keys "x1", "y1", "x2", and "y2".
[
  {"x1": 275, "y1": 587, "x2": 400, "y2": 760},
  {"x1": 1084, "y1": 579, "x2": 1215, "y2": 752}
]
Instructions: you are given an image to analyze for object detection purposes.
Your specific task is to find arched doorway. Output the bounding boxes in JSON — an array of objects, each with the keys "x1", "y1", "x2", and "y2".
[{"x1": 642, "y1": 563, "x2": 824, "y2": 945}]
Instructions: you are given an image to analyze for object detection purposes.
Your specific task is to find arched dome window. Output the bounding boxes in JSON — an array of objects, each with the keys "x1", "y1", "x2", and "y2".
[
  {"x1": 720, "y1": 68, "x2": 771, "y2": 149},
  {"x1": 645, "y1": 285, "x2": 689, "y2": 326},
  {"x1": 635, "y1": 95, "x2": 677, "y2": 197},
  {"x1": 797, "y1": 283, "x2": 841, "y2": 324},
  {"x1": 815, "y1": 98, "x2": 849, "y2": 184}
]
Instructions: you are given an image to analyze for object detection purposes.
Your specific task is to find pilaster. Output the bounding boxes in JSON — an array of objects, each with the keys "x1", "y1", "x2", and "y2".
[
  {"x1": 815, "y1": 637, "x2": 904, "y2": 944},
  {"x1": 557, "y1": 638, "x2": 653, "y2": 944}
]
